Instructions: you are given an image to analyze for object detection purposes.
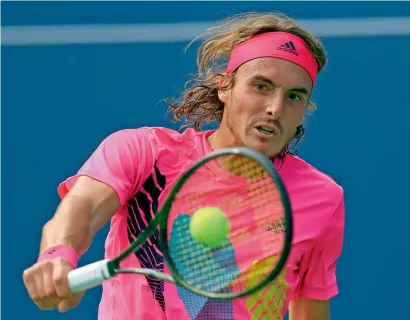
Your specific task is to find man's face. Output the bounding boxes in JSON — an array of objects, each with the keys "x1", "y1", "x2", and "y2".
[{"x1": 218, "y1": 57, "x2": 313, "y2": 158}]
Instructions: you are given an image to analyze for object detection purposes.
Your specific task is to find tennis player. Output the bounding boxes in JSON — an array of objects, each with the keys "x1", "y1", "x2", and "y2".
[{"x1": 23, "y1": 12, "x2": 345, "y2": 320}]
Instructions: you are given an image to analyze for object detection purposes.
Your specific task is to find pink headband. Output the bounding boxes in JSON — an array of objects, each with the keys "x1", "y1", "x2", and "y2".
[{"x1": 226, "y1": 32, "x2": 318, "y2": 85}]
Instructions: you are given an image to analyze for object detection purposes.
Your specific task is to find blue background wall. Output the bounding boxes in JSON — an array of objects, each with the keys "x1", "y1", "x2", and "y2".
[{"x1": 2, "y1": 2, "x2": 410, "y2": 320}]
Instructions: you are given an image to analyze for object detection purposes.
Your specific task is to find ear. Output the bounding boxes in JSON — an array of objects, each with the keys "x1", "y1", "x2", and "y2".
[{"x1": 218, "y1": 75, "x2": 230, "y2": 104}]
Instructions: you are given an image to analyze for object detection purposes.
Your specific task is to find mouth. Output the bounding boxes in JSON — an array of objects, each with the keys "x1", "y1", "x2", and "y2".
[{"x1": 254, "y1": 125, "x2": 279, "y2": 137}]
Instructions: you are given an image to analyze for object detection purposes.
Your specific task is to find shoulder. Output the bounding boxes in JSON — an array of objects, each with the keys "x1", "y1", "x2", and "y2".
[
  {"x1": 280, "y1": 155, "x2": 344, "y2": 234},
  {"x1": 104, "y1": 126, "x2": 205, "y2": 147},
  {"x1": 144, "y1": 127, "x2": 210, "y2": 156},
  {"x1": 145, "y1": 126, "x2": 205, "y2": 143},
  {"x1": 281, "y1": 155, "x2": 344, "y2": 202},
  {"x1": 102, "y1": 126, "x2": 209, "y2": 166},
  {"x1": 134, "y1": 127, "x2": 211, "y2": 190}
]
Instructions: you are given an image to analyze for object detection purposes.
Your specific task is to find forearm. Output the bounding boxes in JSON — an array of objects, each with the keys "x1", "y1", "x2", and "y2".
[
  {"x1": 289, "y1": 298, "x2": 330, "y2": 320},
  {"x1": 40, "y1": 194, "x2": 96, "y2": 255}
]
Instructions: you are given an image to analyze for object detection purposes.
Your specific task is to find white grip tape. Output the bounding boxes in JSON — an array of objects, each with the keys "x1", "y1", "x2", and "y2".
[{"x1": 68, "y1": 259, "x2": 111, "y2": 293}]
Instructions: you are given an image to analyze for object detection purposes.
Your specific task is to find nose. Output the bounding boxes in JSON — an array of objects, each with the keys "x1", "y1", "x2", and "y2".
[{"x1": 266, "y1": 91, "x2": 285, "y2": 119}]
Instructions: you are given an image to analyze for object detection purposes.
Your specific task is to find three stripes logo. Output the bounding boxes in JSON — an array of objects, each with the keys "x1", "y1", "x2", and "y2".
[{"x1": 277, "y1": 41, "x2": 299, "y2": 56}]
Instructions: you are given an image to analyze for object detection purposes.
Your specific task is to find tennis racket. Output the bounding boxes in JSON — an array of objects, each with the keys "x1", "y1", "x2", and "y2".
[{"x1": 68, "y1": 147, "x2": 293, "y2": 300}]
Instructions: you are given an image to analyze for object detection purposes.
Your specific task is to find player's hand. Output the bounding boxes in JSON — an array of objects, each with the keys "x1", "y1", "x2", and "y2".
[{"x1": 23, "y1": 258, "x2": 85, "y2": 312}]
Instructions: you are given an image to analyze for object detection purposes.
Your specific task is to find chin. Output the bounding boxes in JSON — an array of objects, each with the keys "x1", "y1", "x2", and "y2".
[{"x1": 245, "y1": 141, "x2": 282, "y2": 158}]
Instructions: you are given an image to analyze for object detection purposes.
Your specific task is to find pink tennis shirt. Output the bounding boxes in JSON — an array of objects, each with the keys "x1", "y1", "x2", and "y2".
[{"x1": 58, "y1": 127, "x2": 345, "y2": 320}]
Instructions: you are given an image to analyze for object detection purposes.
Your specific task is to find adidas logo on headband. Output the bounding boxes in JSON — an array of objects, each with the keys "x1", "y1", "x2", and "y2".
[
  {"x1": 226, "y1": 32, "x2": 317, "y2": 84},
  {"x1": 277, "y1": 41, "x2": 298, "y2": 56}
]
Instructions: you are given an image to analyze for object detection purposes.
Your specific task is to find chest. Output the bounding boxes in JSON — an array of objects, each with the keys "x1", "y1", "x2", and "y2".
[{"x1": 155, "y1": 161, "x2": 325, "y2": 287}]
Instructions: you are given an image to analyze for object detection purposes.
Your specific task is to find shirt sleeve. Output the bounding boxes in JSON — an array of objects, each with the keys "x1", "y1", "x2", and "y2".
[
  {"x1": 57, "y1": 128, "x2": 157, "y2": 207},
  {"x1": 296, "y1": 194, "x2": 345, "y2": 300}
]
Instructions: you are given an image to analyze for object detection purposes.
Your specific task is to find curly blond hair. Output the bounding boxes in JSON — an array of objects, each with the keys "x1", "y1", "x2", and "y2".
[{"x1": 167, "y1": 12, "x2": 327, "y2": 159}]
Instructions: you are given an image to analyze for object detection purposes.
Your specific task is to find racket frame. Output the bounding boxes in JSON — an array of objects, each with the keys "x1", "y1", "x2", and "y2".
[
  {"x1": 159, "y1": 147, "x2": 293, "y2": 299},
  {"x1": 69, "y1": 147, "x2": 293, "y2": 300}
]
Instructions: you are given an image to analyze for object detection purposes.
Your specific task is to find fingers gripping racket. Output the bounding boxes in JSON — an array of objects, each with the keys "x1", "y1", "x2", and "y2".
[{"x1": 68, "y1": 147, "x2": 293, "y2": 300}]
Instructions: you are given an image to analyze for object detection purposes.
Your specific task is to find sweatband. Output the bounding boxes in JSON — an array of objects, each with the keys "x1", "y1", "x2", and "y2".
[
  {"x1": 226, "y1": 31, "x2": 318, "y2": 85},
  {"x1": 38, "y1": 244, "x2": 79, "y2": 269}
]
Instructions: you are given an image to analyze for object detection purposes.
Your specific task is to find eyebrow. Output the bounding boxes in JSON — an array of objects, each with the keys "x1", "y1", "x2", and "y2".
[{"x1": 252, "y1": 74, "x2": 310, "y2": 95}]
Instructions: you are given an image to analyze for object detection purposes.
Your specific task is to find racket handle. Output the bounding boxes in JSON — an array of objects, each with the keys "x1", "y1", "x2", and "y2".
[{"x1": 68, "y1": 259, "x2": 111, "y2": 293}]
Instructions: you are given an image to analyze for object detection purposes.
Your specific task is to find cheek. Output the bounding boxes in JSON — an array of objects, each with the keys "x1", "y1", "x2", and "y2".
[
  {"x1": 227, "y1": 101, "x2": 247, "y2": 131},
  {"x1": 229, "y1": 91, "x2": 250, "y2": 119},
  {"x1": 288, "y1": 106, "x2": 305, "y2": 126},
  {"x1": 234, "y1": 101, "x2": 257, "y2": 130},
  {"x1": 232, "y1": 90, "x2": 262, "y2": 117}
]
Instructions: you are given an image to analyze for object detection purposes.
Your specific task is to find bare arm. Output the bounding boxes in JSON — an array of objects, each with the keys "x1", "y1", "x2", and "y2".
[
  {"x1": 289, "y1": 298, "x2": 330, "y2": 320},
  {"x1": 23, "y1": 129, "x2": 155, "y2": 313},
  {"x1": 40, "y1": 176, "x2": 120, "y2": 255}
]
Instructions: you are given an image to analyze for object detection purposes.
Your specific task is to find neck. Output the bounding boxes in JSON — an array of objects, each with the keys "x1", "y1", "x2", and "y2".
[
  {"x1": 207, "y1": 128, "x2": 281, "y2": 165},
  {"x1": 207, "y1": 128, "x2": 242, "y2": 151},
  {"x1": 207, "y1": 129, "x2": 266, "y2": 179}
]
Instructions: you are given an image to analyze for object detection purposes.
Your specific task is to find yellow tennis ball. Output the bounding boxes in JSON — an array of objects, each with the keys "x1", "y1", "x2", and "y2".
[{"x1": 190, "y1": 207, "x2": 230, "y2": 248}]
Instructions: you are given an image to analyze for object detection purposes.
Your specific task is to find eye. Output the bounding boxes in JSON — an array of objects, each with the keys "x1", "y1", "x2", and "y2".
[
  {"x1": 254, "y1": 82, "x2": 269, "y2": 92},
  {"x1": 288, "y1": 93, "x2": 304, "y2": 101}
]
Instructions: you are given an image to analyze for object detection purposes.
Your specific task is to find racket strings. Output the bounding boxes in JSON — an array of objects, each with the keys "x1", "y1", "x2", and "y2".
[{"x1": 168, "y1": 155, "x2": 287, "y2": 294}]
